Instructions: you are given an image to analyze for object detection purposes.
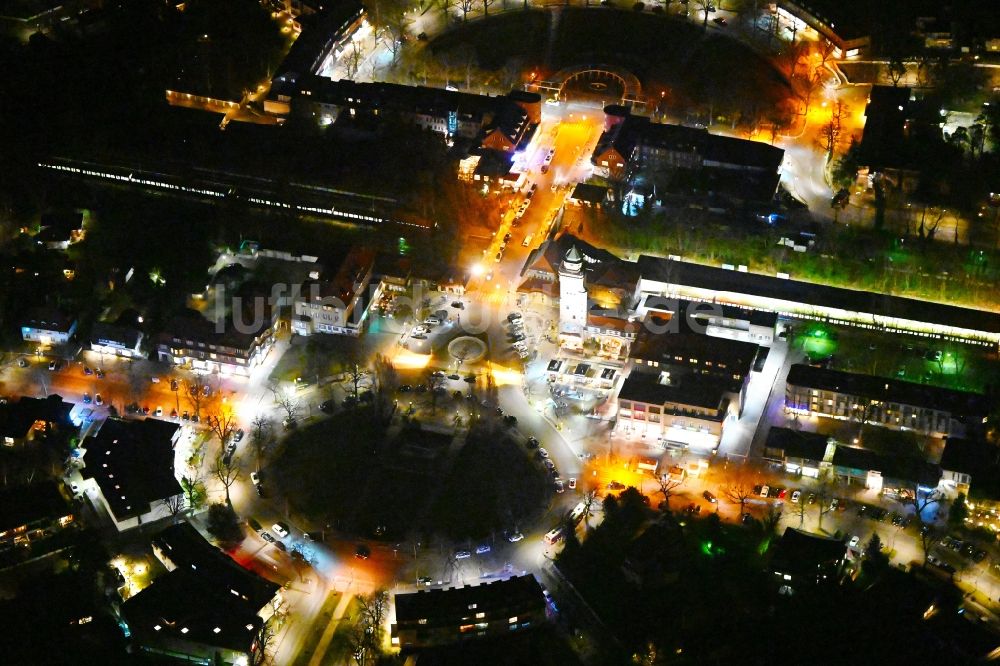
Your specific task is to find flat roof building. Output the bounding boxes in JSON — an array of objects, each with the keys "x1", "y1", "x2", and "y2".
[
  {"x1": 391, "y1": 575, "x2": 546, "y2": 650},
  {"x1": 81, "y1": 418, "x2": 183, "y2": 530}
]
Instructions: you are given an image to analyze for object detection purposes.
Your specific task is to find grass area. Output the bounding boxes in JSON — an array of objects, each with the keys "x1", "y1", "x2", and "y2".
[
  {"x1": 289, "y1": 590, "x2": 342, "y2": 666},
  {"x1": 792, "y1": 322, "x2": 997, "y2": 394},
  {"x1": 323, "y1": 597, "x2": 364, "y2": 666},
  {"x1": 270, "y1": 413, "x2": 549, "y2": 541},
  {"x1": 595, "y1": 208, "x2": 1000, "y2": 311},
  {"x1": 429, "y1": 427, "x2": 551, "y2": 540},
  {"x1": 430, "y1": 11, "x2": 549, "y2": 70}
]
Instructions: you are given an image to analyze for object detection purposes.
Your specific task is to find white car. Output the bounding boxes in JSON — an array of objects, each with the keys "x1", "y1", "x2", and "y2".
[
  {"x1": 454, "y1": 549, "x2": 472, "y2": 559},
  {"x1": 272, "y1": 523, "x2": 290, "y2": 539},
  {"x1": 150, "y1": 376, "x2": 160, "y2": 383},
  {"x1": 412, "y1": 326, "x2": 428, "y2": 335},
  {"x1": 848, "y1": 535, "x2": 861, "y2": 549},
  {"x1": 506, "y1": 531, "x2": 524, "y2": 543},
  {"x1": 538, "y1": 448, "x2": 550, "y2": 459},
  {"x1": 790, "y1": 490, "x2": 801, "y2": 504},
  {"x1": 250, "y1": 471, "x2": 261, "y2": 486},
  {"x1": 760, "y1": 485, "x2": 770, "y2": 498},
  {"x1": 568, "y1": 478, "x2": 577, "y2": 490},
  {"x1": 475, "y1": 544, "x2": 491, "y2": 555}
]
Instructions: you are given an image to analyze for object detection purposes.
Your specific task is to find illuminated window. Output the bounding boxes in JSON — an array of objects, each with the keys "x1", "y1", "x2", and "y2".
[{"x1": 475, "y1": 612, "x2": 485, "y2": 619}]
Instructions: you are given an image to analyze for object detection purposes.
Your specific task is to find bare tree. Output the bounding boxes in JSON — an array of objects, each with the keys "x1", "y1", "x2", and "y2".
[
  {"x1": 344, "y1": 349, "x2": 370, "y2": 399},
  {"x1": 426, "y1": 370, "x2": 447, "y2": 414},
  {"x1": 457, "y1": 0, "x2": 475, "y2": 22},
  {"x1": 691, "y1": 0, "x2": 713, "y2": 30},
  {"x1": 165, "y1": 493, "x2": 186, "y2": 518},
  {"x1": 722, "y1": 469, "x2": 756, "y2": 517},
  {"x1": 248, "y1": 618, "x2": 276, "y2": 666},
  {"x1": 185, "y1": 380, "x2": 205, "y2": 419},
  {"x1": 580, "y1": 489, "x2": 598, "y2": 531},
  {"x1": 481, "y1": 0, "x2": 495, "y2": 17},
  {"x1": 761, "y1": 504, "x2": 783, "y2": 536},
  {"x1": 814, "y1": 478, "x2": 838, "y2": 531},
  {"x1": 270, "y1": 386, "x2": 300, "y2": 422},
  {"x1": 819, "y1": 100, "x2": 848, "y2": 157},
  {"x1": 910, "y1": 489, "x2": 944, "y2": 523},
  {"x1": 181, "y1": 475, "x2": 206, "y2": 510},
  {"x1": 212, "y1": 455, "x2": 241, "y2": 506},
  {"x1": 207, "y1": 405, "x2": 238, "y2": 446},
  {"x1": 654, "y1": 473, "x2": 684, "y2": 511},
  {"x1": 349, "y1": 590, "x2": 389, "y2": 666},
  {"x1": 345, "y1": 40, "x2": 364, "y2": 79},
  {"x1": 371, "y1": 354, "x2": 399, "y2": 421},
  {"x1": 250, "y1": 415, "x2": 273, "y2": 469}
]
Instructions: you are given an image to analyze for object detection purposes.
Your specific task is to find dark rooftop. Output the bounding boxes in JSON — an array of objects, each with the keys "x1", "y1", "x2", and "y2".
[
  {"x1": 394, "y1": 575, "x2": 544, "y2": 625},
  {"x1": 631, "y1": 311, "x2": 761, "y2": 384},
  {"x1": 82, "y1": 418, "x2": 181, "y2": 522},
  {"x1": 272, "y1": 1, "x2": 366, "y2": 83},
  {"x1": 786, "y1": 364, "x2": 990, "y2": 418},
  {"x1": 859, "y1": 86, "x2": 912, "y2": 170},
  {"x1": 123, "y1": 566, "x2": 271, "y2": 654},
  {"x1": 832, "y1": 445, "x2": 941, "y2": 487},
  {"x1": 618, "y1": 369, "x2": 731, "y2": 414},
  {"x1": 153, "y1": 522, "x2": 279, "y2": 609},
  {"x1": 636, "y1": 256, "x2": 1000, "y2": 338},
  {"x1": 21, "y1": 306, "x2": 76, "y2": 334},
  {"x1": 770, "y1": 527, "x2": 845, "y2": 576},
  {"x1": 0, "y1": 482, "x2": 71, "y2": 533},
  {"x1": 569, "y1": 183, "x2": 608, "y2": 205},
  {"x1": 89, "y1": 322, "x2": 141, "y2": 350},
  {"x1": 765, "y1": 427, "x2": 831, "y2": 461},
  {"x1": 0, "y1": 394, "x2": 74, "y2": 440}
]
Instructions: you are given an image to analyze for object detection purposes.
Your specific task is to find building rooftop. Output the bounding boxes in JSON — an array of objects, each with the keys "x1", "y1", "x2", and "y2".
[
  {"x1": 765, "y1": 426, "x2": 832, "y2": 461},
  {"x1": 394, "y1": 575, "x2": 544, "y2": 625},
  {"x1": 786, "y1": 364, "x2": 990, "y2": 419},
  {"x1": 618, "y1": 369, "x2": 731, "y2": 414},
  {"x1": 630, "y1": 311, "x2": 761, "y2": 384},
  {"x1": 21, "y1": 306, "x2": 76, "y2": 334},
  {"x1": 594, "y1": 113, "x2": 784, "y2": 174},
  {"x1": 832, "y1": 445, "x2": 941, "y2": 487},
  {"x1": 859, "y1": 85, "x2": 912, "y2": 170},
  {"x1": 0, "y1": 482, "x2": 71, "y2": 534},
  {"x1": 770, "y1": 527, "x2": 845, "y2": 576},
  {"x1": 644, "y1": 295, "x2": 778, "y2": 329},
  {"x1": 153, "y1": 522, "x2": 279, "y2": 609},
  {"x1": 158, "y1": 308, "x2": 273, "y2": 354},
  {"x1": 569, "y1": 183, "x2": 608, "y2": 205},
  {"x1": 89, "y1": 321, "x2": 141, "y2": 350},
  {"x1": 81, "y1": 418, "x2": 182, "y2": 522},
  {"x1": 123, "y1": 566, "x2": 271, "y2": 655},
  {"x1": 636, "y1": 255, "x2": 1000, "y2": 338},
  {"x1": 272, "y1": 1, "x2": 366, "y2": 83},
  {"x1": 0, "y1": 394, "x2": 74, "y2": 441}
]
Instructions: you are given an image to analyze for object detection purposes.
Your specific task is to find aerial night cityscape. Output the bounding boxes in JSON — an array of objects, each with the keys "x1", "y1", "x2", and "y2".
[{"x1": 3, "y1": 1, "x2": 1000, "y2": 664}]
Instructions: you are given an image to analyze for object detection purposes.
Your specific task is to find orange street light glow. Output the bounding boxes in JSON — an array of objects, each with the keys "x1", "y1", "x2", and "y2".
[{"x1": 393, "y1": 349, "x2": 432, "y2": 370}]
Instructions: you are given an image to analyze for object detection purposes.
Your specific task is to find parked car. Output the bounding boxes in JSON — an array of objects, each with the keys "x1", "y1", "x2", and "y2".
[
  {"x1": 234, "y1": 429, "x2": 245, "y2": 443},
  {"x1": 538, "y1": 448, "x2": 550, "y2": 459},
  {"x1": 506, "y1": 531, "x2": 524, "y2": 543},
  {"x1": 790, "y1": 490, "x2": 801, "y2": 503},
  {"x1": 261, "y1": 532, "x2": 276, "y2": 543},
  {"x1": 568, "y1": 478, "x2": 577, "y2": 490},
  {"x1": 454, "y1": 549, "x2": 472, "y2": 559},
  {"x1": 555, "y1": 479, "x2": 565, "y2": 493},
  {"x1": 848, "y1": 535, "x2": 861, "y2": 548},
  {"x1": 475, "y1": 544, "x2": 491, "y2": 555},
  {"x1": 526, "y1": 436, "x2": 539, "y2": 448},
  {"x1": 82, "y1": 393, "x2": 92, "y2": 404},
  {"x1": 703, "y1": 490, "x2": 717, "y2": 503},
  {"x1": 271, "y1": 523, "x2": 290, "y2": 538},
  {"x1": 355, "y1": 544, "x2": 371, "y2": 559},
  {"x1": 607, "y1": 480, "x2": 626, "y2": 490},
  {"x1": 759, "y1": 485, "x2": 770, "y2": 498}
]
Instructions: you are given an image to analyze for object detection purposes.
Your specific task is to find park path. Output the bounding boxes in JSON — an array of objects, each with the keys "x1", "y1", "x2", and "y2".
[{"x1": 306, "y1": 591, "x2": 355, "y2": 666}]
